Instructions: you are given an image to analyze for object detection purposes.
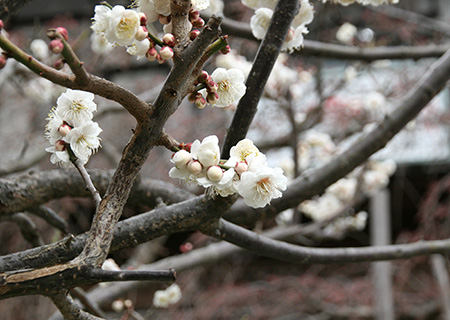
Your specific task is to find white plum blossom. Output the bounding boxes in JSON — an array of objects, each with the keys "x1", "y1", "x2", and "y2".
[
  {"x1": 105, "y1": 6, "x2": 140, "y2": 46},
  {"x1": 203, "y1": 0, "x2": 224, "y2": 15},
  {"x1": 90, "y1": 32, "x2": 113, "y2": 55},
  {"x1": 153, "y1": 284, "x2": 182, "y2": 308},
  {"x1": 45, "y1": 89, "x2": 102, "y2": 166},
  {"x1": 56, "y1": 89, "x2": 97, "y2": 127},
  {"x1": 336, "y1": 22, "x2": 357, "y2": 44},
  {"x1": 126, "y1": 38, "x2": 150, "y2": 59},
  {"x1": 326, "y1": 178, "x2": 357, "y2": 203},
  {"x1": 237, "y1": 166, "x2": 287, "y2": 208},
  {"x1": 250, "y1": 8, "x2": 273, "y2": 40},
  {"x1": 209, "y1": 68, "x2": 246, "y2": 108},
  {"x1": 242, "y1": 0, "x2": 276, "y2": 10},
  {"x1": 190, "y1": 135, "x2": 221, "y2": 168},
  {"x1": 30, "y1": 39, "x2": 49, "y2": 61},
  {"x1": 192, "y1": 0, "x2": 211, "y2": 11},
  {"x1": 229, "y1": 138, "x2": 261, "y2": 162},
  {"x1": 65, "y1": 122, "x2": 102, "y2": 164},
  {"x1": 91, "y1": 5, "x2": 112, "y2": 36}
]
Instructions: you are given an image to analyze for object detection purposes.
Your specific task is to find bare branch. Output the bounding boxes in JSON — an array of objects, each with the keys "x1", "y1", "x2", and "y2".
[
  {"x1": 71, "y1": 157, "x2": 102, "y2": 208},
  {"x1": 50, "y1": 293, "x2": 103, "y2": 320},
  {"x1": 0, "y1": 212, "x2": 44, "y2": 247}
]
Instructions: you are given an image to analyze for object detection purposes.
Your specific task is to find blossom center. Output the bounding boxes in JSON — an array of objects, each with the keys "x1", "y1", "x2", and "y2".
[
  {"x1": 71, "y1": 100, "x2": 88, "y2": 112},
  {"x1": 218, "y1": 79, "x2": 231, "y2": 92},
  {"x1": 256, "y1": 177, "x2": 273, "y2": 196}
]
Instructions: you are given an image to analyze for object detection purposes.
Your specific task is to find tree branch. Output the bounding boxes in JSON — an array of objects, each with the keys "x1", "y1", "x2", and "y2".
[{"x1": 50, "y1": 293, "x2": 103, "y2": 320}]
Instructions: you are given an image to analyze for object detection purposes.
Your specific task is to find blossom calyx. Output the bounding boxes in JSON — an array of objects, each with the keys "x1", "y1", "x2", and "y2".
[{"x1": 49, "y1": 39, "x2": 64, "y2": 54}]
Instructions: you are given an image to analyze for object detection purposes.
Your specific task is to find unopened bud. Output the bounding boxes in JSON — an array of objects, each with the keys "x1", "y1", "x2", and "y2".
[
  {"x1": 220, "y1": 45, "x2": 231, "y2": 55},
  {"x1": 135, "y1": 26, "x2": 148, "y2": 41},
  {"x1": 235, "y1": 161, "x2": 248, "y2": 176},
  {"x1": 49, "y1": 39, "x2": 64, "y2": 54},
  {"x1": 192, "y1": 18, "x2": 205, "y2": 28},
  {"x1": 285, "y1": 27, "x2": 295, "y2": 43},
  {"x1": 0, "y1": 55, "x2": 6, "y2": 69},
  {"x1": 123, "y1": 299, "x2": 133, "y2": 309},
  {"x1": 56, "y1": 27, "x2": 68, "y2": 40},
  {"x1": 172, "y1": 149, "x2": 192, "y2": 168},
  {"x1": 55, "y1": 140, "x2": 66, "y2": 152},
  {"x1": 195, "y1": 95, "x2": 207, "y2": 109},
  {"x1": 179, "y1": 242, "x2": 193, "y2": 253},
  {"x1": 138, "y1": 12, "x2": 148, "y2": 26},
  {"x1": 146, "y1": 47, "x2": 158, "y2": 61},
  {"x1": 156, "y1": 53, "x2": 165, "y2": 64},
  {"x1": 188, "y1": 91, "x2": 198, "y2": 103},
  {"x1": 206, "y1": 92, "x2": 218, "y2": 104},
  {"x1": 207, "y1": 80, "x2": 218, "y2": 93},
  {"x1": 58, "y1": 123, "x2": 71, "y2": 136},
  {"x1": 159, "y1": 46, "x2": 173, "y2": 60},
  {"x1": 198, "y1": 70, "x2": 209, "y2": 82},
  {"x1": 189, "y1": 10, "x2": 200, "y2": 21},
  {"x1": 163, "y1": 33, "x2": 176, "y2": 46},
  {"x1": 53, "y1": 58, "x2": 65, "y2": 70},
  {"x1": 187, "y1": 160, "x2": 202, "y2": 175},
  {"x1": 207, "y1": 166, "x2": 223, "y2": 182},
  {"x1": 111, "y1": 300, "x2": 124, "y2": 313},
  {"x1": 159, "y1": 15, "x2": 171, "y2": 25},
  {"x1": 190, "y1": 29, "x2": 200, "y2": 40},
  {"x1": 0, "y1": 20, "x2": 4, "y2": 31}
]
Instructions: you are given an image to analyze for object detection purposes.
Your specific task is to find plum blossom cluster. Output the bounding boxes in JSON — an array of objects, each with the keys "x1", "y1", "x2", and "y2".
[
  {"x1": 45, "y1": 89, "x2": 102, "y2": 166},
  {"x1": 322, "y1": 0, "x2": 399, "y2": 5},
  {"x1": 169, "y1": 136, "x2": 288, "y2": 208},
  {"x1": 153, "y1": 284, "x2": 182, "y2": 308},
  {"x1": 243, "y1": 0, "x2": 314, "y2": 52},
  {"x1": 189, "y1": 68, "x2": 246, "y2": 108},
  {"x1": 90, "y1": 0, "x2": 214, "y2": 61}
]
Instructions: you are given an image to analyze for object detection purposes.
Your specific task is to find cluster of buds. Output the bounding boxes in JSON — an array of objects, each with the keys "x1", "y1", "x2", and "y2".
[
  {"x1": 136, "y1": 12, "x2": 149, "y2": 41},
  {"x1": 189, "y1": 10, "x2": 205, "y2": 29},
  {"x1": 188, "y1": 70, "x2": 219, "y2": 108},
  {"x1": 146, "y1": 32, "x2": 175, "y2": 63},
  {"x1": 47, "y1": 27, "x2": 68, "y2": 55}
]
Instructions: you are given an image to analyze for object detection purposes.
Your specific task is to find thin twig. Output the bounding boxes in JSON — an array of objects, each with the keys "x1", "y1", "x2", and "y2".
[
  {"x1": 71, "y1": 158, "x2": 102, "y2": 208},
  {"x1": 50, "y1": 293, "x2": 104, "y2": 320}
]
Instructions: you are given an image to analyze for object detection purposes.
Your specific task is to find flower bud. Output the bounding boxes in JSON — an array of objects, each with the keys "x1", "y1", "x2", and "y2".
[
  {"x1": 138, "y1": 12, "x2": 148, "y2": 26},
  {"x1": 111, "y1": 300, "x2": 124, "y2": 313},
  {"x1": 124, "y1": 299, "x2": 133, "y2": 309},
  {"x1": 135, "y1": 26, "x2": 148, "y2": 41},
  {"x1": 206, "y1": 91, "x2": 218, "y2": 104},
  {"x1": 235, "y1": 161, "x2": 248, "y2": 176},
  {"x1": 207, "y1": 80, "x2": 218, "y2": 93},
  {"x1": 172, "y1": 149, "x2": 191, "y2": 168},
  {"x1": 0, "y1": 20, "x2": 4, "y2": 31},
  {"x1": 207, "y1": 166, "x2": 223, "y2": 182},
  {"x1": 183, "y1": 142, "x2": 192, "y2": 152},
  {"x1": 159, "y1": 46, "x2": 174, "y2": 60},
  {"x1": 55, "y1": 140, "x2": 66, "y2": 152},
  {"x1": 192, "y1": 18, "x2": 205, "y2": 28},
  {"x1": 198, "y1": 70, "x2": 209, "y2": 82},
  {"x1": 146, "y1": 47, "x2": 158, "y2": 61},
  {"x1": 179, "y1": 242, "x2": 193, "y2": 253},
  {"x1": 187, "y1": 160, "x2": 202, "y2": 175},
  {"x1": 189, "y1": 10, "x2": 200, "y2": 21},
  {"x1": 190, "y1": 29, "x2": 200, "y2": 40},
  {"x1": 195, "y1": 95, "x2": 207, "y2": 109},
  {"x1": 159, "y1": 15, "x2": 171, "y2": 25},
  {"x1": 0, "y1": 55, "x2": 7, "y2": 69},
  {"x1": 53, "y1": 58, "x2": 65, "y2": 70},
  {"x1": 156, "y1": 54, "x2": 165, "y2": 64},
  {"x1": 163, "y1": 33, "x2": 176, "y2": 47},
  {"x1": 49, "y1": 39, "x2": 64, "y2": 54},
  {"x1": 58, "y1": 123, "x2": 71, "y2": 136},
  {"x1": 220, "y1": 45, "x2": 231, "y2": 55},
  {"x1": 56, "y1": 27, "x2": 68, "y2": 40}
]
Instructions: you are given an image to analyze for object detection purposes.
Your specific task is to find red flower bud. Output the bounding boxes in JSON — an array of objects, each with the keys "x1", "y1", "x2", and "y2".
[
  {"x1": 146, "y1": 47, "x2": 158, "y2": 61},
  {"x1": 0, "y1": 20, "x2": 4, "y2": 31},
  {"x1": 189, "y1": 10, "x2": 200, "y2": 21},
  {"x1": 56, "y1": 27, "x2": 68, "y2": 40},
  {"x1": 190, "y1": 29, "x2": 200, "y2": 40},
  {"x1": 220, "y1": 45, "x2": 231, "y2": 55},
  {"x1": 0, "y1": 55, "x2": 7, "y2": 69},
  {"x1": 53, "y1": 58, "x2": 65, "y2": 70},
  {"x1": 138, "y1": 12, "x2": 148, "y2": 26},
  {"x1": 49, "y1": 39, "x2": 64, "y2": 54},
  {"x1": 192, "y1": 18, "x2": 205, "y2": 28},
  {"x1": 163, "y1": 33, "x2": 176, "y2": 47},
  {"x1": 159, "y1": 15, "x2": 171, "y2": 25}
]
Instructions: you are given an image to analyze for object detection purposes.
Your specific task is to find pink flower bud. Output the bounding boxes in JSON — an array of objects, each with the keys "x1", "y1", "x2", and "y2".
[
  {"x1": 190, "y1": 29, "x2": 200, "y2": 40},
  {"x1": 138, "y1": 12, "x2": 148, "y2": 26},
  {"x1": 156, "y1": 54, "x2": 165, "y2": 64},
  {"x1": 49, "y1": 39, "x2": 64, "y2": 54},
  {"x1": 135, "y1": 26, "x2": 148, "y2": 41},
  {"x1": 187, "y1": 160, "x2": 202, "y2": 175},
  {"x1": 189, "y1": 10, "x2": 200, "y2": 21},
  {"x1": 58, "y1": 123, "x2": 71, "y2": 136},
  {"x1": 285, "y1": 27, "x2": 295, "y2": 43},
  {"x1": 55, "y1": 140, "x2": 66, "y2": 152},
  {"x1": 0, "y1": 20, "x2": 4, "y2": 31},
  {"x1": 159, "y1": 15, "x2": 171, "y2": 25},
  {"x1": 179, "y1": 242, "x2": 193, "y2": 253},
  {"x1": 146, "y1": 47, "x2": 158, "y2": 61},
  {"x1": 163, "y1": 33, "x2": 176, "y2": 47},
  {"x1": 0, "y1": 55, "x2": 7, "y2": 69},
  {"x1": 235, "y1": 161, "x2": 248, "y2": 176},
  {"x1": 207, "y1": 80, "x2": 218, "y2": 93},
  {"x1": 56, "y1": 27, "x2": 68, "y2": 40},
  {"x1": 198, "y1": 70, "x2": 209, "y2": 82},
  {"x1": 159, "y1": 46, "x2": 173, "y2": 60},
  {"x1": 53, "y1": 58, "x2": 65, "y2": 70},
  {"x1": 207, "y1": 92, "x2": 218, "y2": 104},
  {"x1": 220, "y1": 45, "x2": 231, "y2": 55},
  {"x1": 192, "y1": 18, "x2": 205, "y2": 29},
  {"x1": 195, "y1": 95, "x2": 207, "y2": 109},
  {"x1": 207, "y1": 166, "x2": 223, "y2": 182}
]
